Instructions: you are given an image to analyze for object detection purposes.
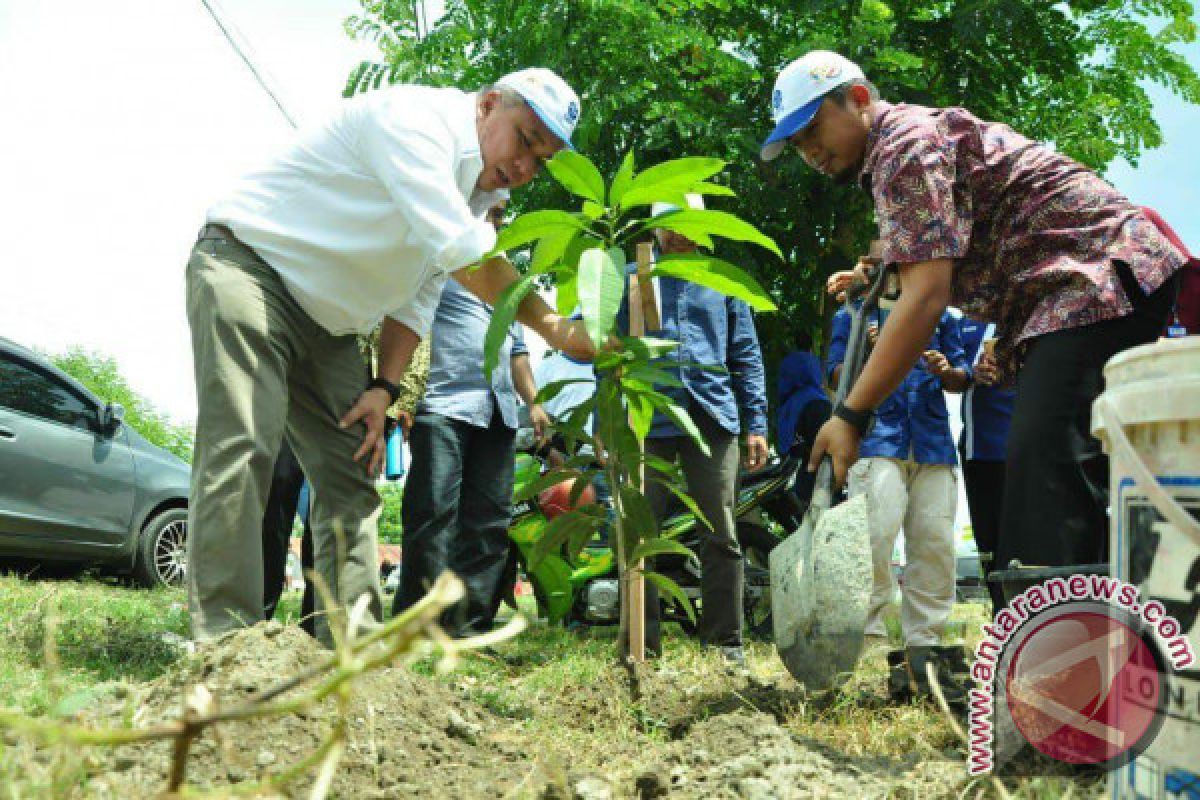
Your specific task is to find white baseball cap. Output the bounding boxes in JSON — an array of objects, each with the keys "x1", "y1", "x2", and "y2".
[
  {"x1": 760, "y1": 51, "x2": 865, "y2": 161},
  {"x1": 495, "y1": 67, "x2": 581, "y2": 150}
]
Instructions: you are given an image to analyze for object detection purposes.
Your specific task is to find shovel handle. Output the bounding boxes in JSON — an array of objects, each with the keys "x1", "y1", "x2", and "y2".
[{"x1": 810, "y1": 456, "x2": 835, "y2": 513}]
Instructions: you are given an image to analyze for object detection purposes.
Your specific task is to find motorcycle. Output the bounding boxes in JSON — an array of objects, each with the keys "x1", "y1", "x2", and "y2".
[{"x1": 499, "y1": 443, "x2": 810, "y2": 639}]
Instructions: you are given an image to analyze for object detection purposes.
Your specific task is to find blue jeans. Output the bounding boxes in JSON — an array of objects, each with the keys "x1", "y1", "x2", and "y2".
[{"x1": 393, "y1": 410, "x2": 515, "y2": 635}]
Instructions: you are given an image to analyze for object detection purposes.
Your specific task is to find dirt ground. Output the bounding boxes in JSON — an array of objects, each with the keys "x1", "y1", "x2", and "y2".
[{"x1": 14, "y1": 620, "x2": 1102, "y2": 798}]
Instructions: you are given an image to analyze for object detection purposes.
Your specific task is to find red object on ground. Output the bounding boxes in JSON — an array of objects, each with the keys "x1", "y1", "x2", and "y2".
[
  {"x1": 538, "y1": 479, "x2": 597, "y2": 520},
  {"x1": 1141, "y1": 206, "x2": 1200, "y2": 334}
]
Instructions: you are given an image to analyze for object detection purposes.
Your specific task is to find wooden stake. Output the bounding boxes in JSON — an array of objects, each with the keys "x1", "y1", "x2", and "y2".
[{"x1": 622, "y1": 242, "x2": 658, "y2": 664}]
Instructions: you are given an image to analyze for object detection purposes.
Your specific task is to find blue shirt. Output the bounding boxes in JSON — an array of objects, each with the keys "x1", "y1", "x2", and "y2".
[
  {"x1": 618, "y1": 270, "x2": 768, "y2": 439},
  {"x1": 419, "y1": 278, "x2": 527, "y2": 429},
  {"x1": 958, "y1": 317, "x2": 1016, "y2": 462},
  {"x1": 777, "y1": 351, "x2": 828, "y2": 454},
  {"x1": 826, "y1": 306, "x2": 966, "y2": 465}
]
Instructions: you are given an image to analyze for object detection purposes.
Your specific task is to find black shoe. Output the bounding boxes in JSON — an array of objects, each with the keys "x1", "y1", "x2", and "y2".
[{"x1": 888, "y1": 646, "x2": 969, "y2": 709}]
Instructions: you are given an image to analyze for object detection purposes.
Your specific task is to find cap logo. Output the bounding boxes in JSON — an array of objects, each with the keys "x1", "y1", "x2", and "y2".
[
  {"x1": 772, "y1": 88, "x2": 783, "y2": 112},
  {"x1": 566, "y1": 100, "x2": 579, "y2": 124},
  {"x1": 810, "y1": 63, "x2": 843, "y2": 79}
]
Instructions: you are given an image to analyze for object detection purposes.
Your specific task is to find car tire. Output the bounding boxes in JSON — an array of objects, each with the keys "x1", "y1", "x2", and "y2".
[{"x1": 133, "y1": 508, "x2": 188, "y2": 588}]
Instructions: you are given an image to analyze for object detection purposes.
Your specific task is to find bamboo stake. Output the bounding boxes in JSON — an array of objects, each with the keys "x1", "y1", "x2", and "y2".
[{"x1": 623, "y1": 242, "x2": 659, "y2": 664}]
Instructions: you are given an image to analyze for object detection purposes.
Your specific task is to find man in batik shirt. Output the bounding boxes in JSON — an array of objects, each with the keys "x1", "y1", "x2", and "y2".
[{"x1": 761, "y1": 51, "x2": 1184, "y2": 571}]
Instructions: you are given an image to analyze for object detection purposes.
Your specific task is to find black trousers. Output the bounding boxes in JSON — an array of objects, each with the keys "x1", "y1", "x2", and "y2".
[
  {"x1": 393, "y1": 410, "x2": 516, "y2": 636},
  {"x1": 262, "y1": 439, "x2": 315, "y2": 635},
  {"x1": 999, "y1": 264, "x2": 1179, "y2": 569},
  {"x1": 262, "y1": 439, "x2": 303, "y2": 620},
  {"x1": 641, "y1": 407, "x2": 744, "y2": 651},
  {"x1": 962, "y1": 457, "x2": 1006, "y2": 613}
]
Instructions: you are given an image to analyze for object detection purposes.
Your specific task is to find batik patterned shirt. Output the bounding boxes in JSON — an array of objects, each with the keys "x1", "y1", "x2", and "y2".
[{"x1": 860, "y1": 102, "x2": 1185, "y2": 378}]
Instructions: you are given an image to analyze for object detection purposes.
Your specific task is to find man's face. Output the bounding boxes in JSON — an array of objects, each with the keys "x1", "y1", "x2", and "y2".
[
  {"x1": 787, "y1": 87, "x2": 871, "y2": 184},
  {"x1": 477, "y1": 91, "x2": 564, "y2": 192},
  {"x1": 655, "y1": 228, "x2": 698, "y2": 255}
]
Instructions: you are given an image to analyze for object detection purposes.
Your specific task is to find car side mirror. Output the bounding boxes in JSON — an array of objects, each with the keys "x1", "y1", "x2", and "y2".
[{"x1": 98, "y1": 402, "x2": 125, "y2": 435}]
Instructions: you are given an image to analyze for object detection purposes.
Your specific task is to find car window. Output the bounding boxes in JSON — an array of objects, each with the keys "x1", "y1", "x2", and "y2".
[{"x1": 0, "y1": 355, "x2": 96, "y2": 430}]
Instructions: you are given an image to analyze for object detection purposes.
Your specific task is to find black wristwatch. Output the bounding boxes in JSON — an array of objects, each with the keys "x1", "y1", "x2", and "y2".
[
  {"x1": 833, "y1": 400, "x2": 872, "y2": 436},
  {"x1": 367, "y1": 377, "x2": 400, "y2": 405}
]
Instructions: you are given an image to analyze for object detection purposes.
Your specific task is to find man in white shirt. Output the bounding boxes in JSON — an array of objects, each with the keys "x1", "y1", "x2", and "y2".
[{"x1": 185, "y1": 68, "x2": 590, "y2": 645}]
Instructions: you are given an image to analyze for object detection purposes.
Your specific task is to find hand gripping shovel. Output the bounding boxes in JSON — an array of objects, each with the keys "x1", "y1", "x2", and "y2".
[{"x1": 770, "y1": 266, "x2": 892, "y2": 690}]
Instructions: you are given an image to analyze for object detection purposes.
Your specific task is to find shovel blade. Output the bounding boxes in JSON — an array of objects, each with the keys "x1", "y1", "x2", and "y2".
[{"x1": 770, "y1": 494, "x2": 872, "y2": 690}]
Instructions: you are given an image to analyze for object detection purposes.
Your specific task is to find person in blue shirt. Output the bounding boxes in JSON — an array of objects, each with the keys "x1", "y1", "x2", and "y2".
[
  {"x1": 827, "y1": 303, "x2": 968, "y2": 657},
  {"x1": 394, "y1": 209, "x2": 552, "y2": 637},
  {"x1": 956, "y1": 317, "x2": 1016, "y2": 613},
  {"x1": 620, "y1": 194, "x2": 769, "y2": 665},
  {"x1": 776, "y1": 333, "x2": 832, "y2": 511}
]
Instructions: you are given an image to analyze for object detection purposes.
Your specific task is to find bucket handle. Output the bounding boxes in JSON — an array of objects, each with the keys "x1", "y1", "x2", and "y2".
[{"x1": 1094, "y1": 396, "x2": 1200, "y2": 549}]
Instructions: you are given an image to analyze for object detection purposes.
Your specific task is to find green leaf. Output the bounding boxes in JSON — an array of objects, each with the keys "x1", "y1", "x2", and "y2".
[
  {"x1": 690, "y1": 181, "x2": 736, "y2": 198},
  {"x1": 625, "y1": 390, "x2": 656, "y2": 440},
  {"x1": 532, "y1": 510, "x2": 601, "y2": 568},
  {"x1": 618, "y1": 485, "x2": 658, "y2": 543},
  {"x1": 639, "y1": 210, "x2": 782, "y2": 260},
  {"x1": 535, "y1": 378, "x2": 595, "y2": 406},
  {"x1": 644, "y1": 571, "x2": 696, "y2": 624},
  {"x1": 622, "y1": 336, "x2": 680, "y2": 359},
  {"x1": 482, "y1": 272, "x2": 538, "y2": 378},
  {"x1": 490, "y1": 211, "x2": 586, "y2": 256},
  {"x1": 608, "y1": 151, "x2": 636, "y2": 207},
  {"x1": 659, "y1": 402, "x2": 711, "y2": 457},
  {"x1": 513, "y1": 467, "x2": 583, "y2": 504},
  {"x1": 566, "y1": 507, "x2": 606, "y2": 560},
  {"x1": 582, "y1": 201, "x2": 605, "y2": 220},
  {"x1": 560, "y1": 396, "x2": 598, "y2": 453},
  {"x1": 642, "y1": 453, "x2": 681, "y2": 482},
  {"x1": 576, "y1": 247, "x2": 624, "y2": 351},
  {"x1": 623, "y1": 365, "x2": 684, "y2": 389},
  {"x1": 531, "y1": 229, "x2": 578, "y2": 273},
  {"x1": 619, "y1": 157, "x2": 725, "y2": 212},
  {"x1": 648, "y1": 475, "x2": 712, "y2": 531},
  {"x1": 556, "y1": 270, "x2": 579, "y2": 316},
  {"x1": 631, "y1": 537, "x2": 695, "y2": 563},
  {"x1": 617, "y1": 186, "x2": 688, "y2": 211},
  {"x1": 545, "y1": 150, "x2": 605, "y2": 205},
  {"x1": 651, "y1": 254, "x2": 778, "y2": 311}
]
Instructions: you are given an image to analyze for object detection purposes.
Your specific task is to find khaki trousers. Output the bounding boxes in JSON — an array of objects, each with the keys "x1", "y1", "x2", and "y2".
[
  {"x1": 185, "y1": 232, "x2": 383, "y2": 645},
  {"x1": 848, "y1": 457, "x2": 957, "y2": 647}
]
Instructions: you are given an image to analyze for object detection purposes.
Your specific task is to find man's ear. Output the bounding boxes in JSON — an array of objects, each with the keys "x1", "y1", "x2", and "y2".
[{"x1": 849, "y1": 83, "x2": 872, "y2": 110}]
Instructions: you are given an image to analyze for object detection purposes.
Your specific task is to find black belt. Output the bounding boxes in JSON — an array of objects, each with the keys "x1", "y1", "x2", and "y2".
[
  {"x1": 196, "y1": 224, "x2": 271, "y2": 266},
  {"x1": 197, "y1": 223, "x2": 237, "y2": 242}
]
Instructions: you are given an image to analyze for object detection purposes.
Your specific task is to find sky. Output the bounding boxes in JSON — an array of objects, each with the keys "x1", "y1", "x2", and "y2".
[{"x1": 0, "y1": 1, "x2": 1197, "y2": 517}]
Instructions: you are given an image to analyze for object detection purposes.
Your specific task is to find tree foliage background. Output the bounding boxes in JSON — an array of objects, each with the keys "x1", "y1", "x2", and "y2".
[
  {"x1": 344, "y1": 0, "x2": 1198, "y2": 410},
  {"x1": 52, "y1": 348, "x2": 195, "y2": 463}
]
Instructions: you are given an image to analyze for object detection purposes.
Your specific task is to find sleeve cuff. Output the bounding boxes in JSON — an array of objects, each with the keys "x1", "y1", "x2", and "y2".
[{"x1": 435, "y1": 218, "x2": 497, "y2": 272}]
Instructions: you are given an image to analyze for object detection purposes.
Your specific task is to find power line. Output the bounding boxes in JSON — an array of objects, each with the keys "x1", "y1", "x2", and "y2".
[{"x1": 198, "y1": 0, "x2": 299, "y2": 130}]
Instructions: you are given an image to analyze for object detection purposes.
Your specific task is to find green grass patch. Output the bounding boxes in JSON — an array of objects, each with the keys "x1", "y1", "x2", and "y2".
[{"x1": 0, "y1": 575, "x2": 188, "y2": 713}]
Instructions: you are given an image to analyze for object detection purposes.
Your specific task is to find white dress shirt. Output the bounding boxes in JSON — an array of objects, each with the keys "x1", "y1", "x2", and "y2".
[{"x1": 207, "y1": 85, "x2": 506, "y2": 337}]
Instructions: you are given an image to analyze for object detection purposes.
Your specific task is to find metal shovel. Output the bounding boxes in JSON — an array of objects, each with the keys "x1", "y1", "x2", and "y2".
[{"x1": 770, "y1": 266, "x2": 891, "y2": 690}]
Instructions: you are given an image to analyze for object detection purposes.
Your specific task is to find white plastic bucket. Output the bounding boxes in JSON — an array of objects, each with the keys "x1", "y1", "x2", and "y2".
[{"x1": 1092, "y1": 337, "x2": 1200, "y2": 798}]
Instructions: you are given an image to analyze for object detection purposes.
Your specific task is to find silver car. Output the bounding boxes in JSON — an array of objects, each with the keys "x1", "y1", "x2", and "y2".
[{"x1": 0, "y1": 336, "x2": 190, "y2": 587}]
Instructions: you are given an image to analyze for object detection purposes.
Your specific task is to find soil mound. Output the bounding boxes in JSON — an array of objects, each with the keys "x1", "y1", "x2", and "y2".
[{"x1": 83, "y1": 622, "x2": 529, "y2": 798}]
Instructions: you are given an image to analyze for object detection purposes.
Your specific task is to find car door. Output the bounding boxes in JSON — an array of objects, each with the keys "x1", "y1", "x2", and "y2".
[{"x1": 0, "y1": 352, "x2": 137, "y2": 556}]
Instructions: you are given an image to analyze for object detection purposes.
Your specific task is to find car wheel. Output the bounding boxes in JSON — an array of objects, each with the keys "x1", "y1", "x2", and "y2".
[{"x1": 134, "y1": 508, "x2": 188, "y2": 588}]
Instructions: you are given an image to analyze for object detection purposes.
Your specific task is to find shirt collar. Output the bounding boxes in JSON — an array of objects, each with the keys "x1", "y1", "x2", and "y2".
[
  {"x1": 858, "y1": 100, "x2": 894, "y2": 191},
  {"x1": 452, "y1": 90, "x2": 504, "y2": 212}
]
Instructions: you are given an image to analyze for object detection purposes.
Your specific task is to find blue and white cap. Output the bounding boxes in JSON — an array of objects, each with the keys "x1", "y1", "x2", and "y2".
[
  {"x1": 496, "y1": 67, "x2": 581, "y2": 151},
  {"x1": 760, "y1": 51, "x2": 865, "y2": 162}
]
